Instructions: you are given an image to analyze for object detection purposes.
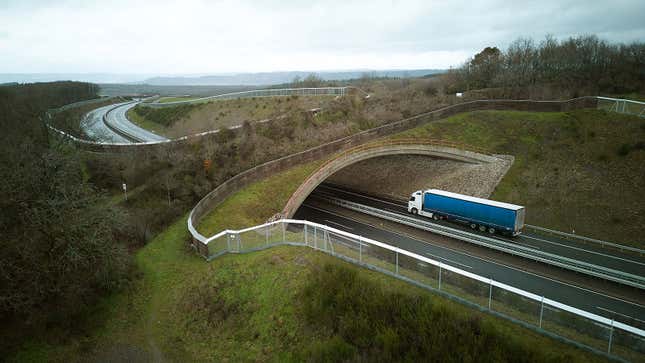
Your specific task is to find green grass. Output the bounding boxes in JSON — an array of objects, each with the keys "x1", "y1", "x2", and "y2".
[
  {"x1": 392, "y1": 109, "x2": 645, "y2": 247},
  {"x1": 157, "y1": 96, "x2": 201, "y2": 103},
  {"x1": 198, "y1": 159, "x2": 323, "y2": 236},
  {"x1": 126, "y1": 107, "x2": 168, "y2": 136},
  {"x1": 10, "y1": 157, "x2": 622, "y2": 362}
]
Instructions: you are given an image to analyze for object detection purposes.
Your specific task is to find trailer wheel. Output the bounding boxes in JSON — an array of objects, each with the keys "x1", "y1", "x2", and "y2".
[
  {"x1": 470, "y1": 223, "x2": 477, "y2": 229},
  {"x1": 432, "y1": 214, "x2": 440, "y2": 221},
  {"x1": 411, "y1": 208, "x2": 418, "y2": 215},
  {"x1": 479, "y1": 225, "x2": 486, "y2": 232},
  {"x1": 488, "y1": 227, "x2": 496, "y2": 234}
]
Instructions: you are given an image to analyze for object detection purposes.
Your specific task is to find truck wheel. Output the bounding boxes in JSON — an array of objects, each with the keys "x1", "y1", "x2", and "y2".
[
  {"x1": 411, "y1": 208, "x2": 418, "y2": 215},
  {"x1": 432, "y1": 214, "x2": 440, "y2": 221},
  {"x1": 470, "y1": 223, "x2": 477, "y2": 229},
  {"x1": 488, "y1": 227, "x2": 496, "y2": 234},
  {"x1": 479, "y1": 225, "x2": 486, "y2": 232}
]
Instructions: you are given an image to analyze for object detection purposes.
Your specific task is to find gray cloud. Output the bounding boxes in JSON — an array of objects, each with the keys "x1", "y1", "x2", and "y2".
[{"x1": 1, "y1": 0, "x2": 643, "y2": 73}]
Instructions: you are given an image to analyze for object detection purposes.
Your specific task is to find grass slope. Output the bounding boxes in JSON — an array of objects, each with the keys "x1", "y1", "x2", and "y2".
[
  {"x1": 393, "y1": 109, "x2": 645, "y2": 247},
  {"x1": 10, "y1": 159, "x2": 617, "y2": 362}
]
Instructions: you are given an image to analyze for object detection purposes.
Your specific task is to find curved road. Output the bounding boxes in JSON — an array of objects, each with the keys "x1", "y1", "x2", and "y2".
[
  {"x1": 104, "y1": 102, "x2": 168, "y2": 142},
  {"x1": 80, "y1": 101, "x2": 168, "y2": 143},
  {"x1": 80, "y1": 102, "x2": 132, "y2": 143}
]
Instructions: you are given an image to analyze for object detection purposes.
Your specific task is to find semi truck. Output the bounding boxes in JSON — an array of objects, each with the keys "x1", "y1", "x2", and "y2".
[{"x1": 407, "y1": 189, "x2": 525, "y2": 236}]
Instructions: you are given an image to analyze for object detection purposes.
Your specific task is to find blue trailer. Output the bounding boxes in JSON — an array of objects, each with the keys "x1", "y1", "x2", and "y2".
[{"x1": 407, "y1": 189, "x2": 525, "y2": 236}]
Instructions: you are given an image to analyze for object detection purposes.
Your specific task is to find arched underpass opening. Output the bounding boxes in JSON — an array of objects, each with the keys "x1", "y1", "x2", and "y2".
[{"x1": 282, "y1": 139, "x2": 513, "y2": 220}]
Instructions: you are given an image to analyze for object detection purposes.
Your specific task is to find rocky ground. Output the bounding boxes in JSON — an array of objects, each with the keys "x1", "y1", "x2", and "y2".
[{"x1": 326, "y1": 154, "x2": 514, "y2": 201}]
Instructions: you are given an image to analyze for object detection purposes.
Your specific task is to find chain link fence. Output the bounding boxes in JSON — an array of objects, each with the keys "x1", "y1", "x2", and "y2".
[
  {"x1": 192, "y1": 218, "x2": 645, "y2": 362},
  {"x1": 597, "y1": 97, "x2": 645, "y2": 118}
]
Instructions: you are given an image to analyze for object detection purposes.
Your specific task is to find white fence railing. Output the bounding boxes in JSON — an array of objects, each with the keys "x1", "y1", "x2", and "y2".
[
  {"x1": 143, "y1": 86, "x2": 368, "y2": 108},
  {"x1": 597, "y1": 97, "x2": 645, "y2": 118},
  {"x1": 190, "y1": 217, "x2": 645, "y2": 362}
]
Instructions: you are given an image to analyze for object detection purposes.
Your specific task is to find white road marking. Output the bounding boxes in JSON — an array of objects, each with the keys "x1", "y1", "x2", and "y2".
[
  {"x1": 522, "y1": 234, "x2": 645, "y2": 267},
  {"x1": 319, "y1": 184, "x2": 405, "y2": 208},
  {"x1": 320, "y1": 187, "x2": 645, "y2": 270},
  {"x1": 301, "y1": 204, "x2": 645, "y2": 310},
  {"x1": 324, "y1": 219, "x2": 354, "y2": 230},
  {"x1": 596, "y1": 307, "x2": 645, "y2": 324},
  {"x1": 425, "y1": 253, "x2": 473, "y2": 269}
]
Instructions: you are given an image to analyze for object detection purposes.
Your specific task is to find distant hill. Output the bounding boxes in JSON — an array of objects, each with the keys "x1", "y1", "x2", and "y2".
[
  {"x1": 142, "y1": 70, "x2": 445, "y2": 86},
  {"x1": 1, "y1": 70, "x2": 445, "y2": 86}
]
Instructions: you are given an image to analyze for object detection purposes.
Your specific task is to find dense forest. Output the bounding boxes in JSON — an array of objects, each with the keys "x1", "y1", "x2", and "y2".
[
  {"x1": 0, "y1": 82, "x2": 133, "y2": 354},
  {"x1": 448, "y1": 35, "x2": 645, "y2": 97}
]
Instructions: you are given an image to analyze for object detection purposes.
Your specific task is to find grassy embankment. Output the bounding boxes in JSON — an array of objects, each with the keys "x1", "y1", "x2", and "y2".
[
  {"x1": 129, "y1": 95, "x2": 336, "y2": 139},
  {"x1": 392, "y1": 109, "x2": 645, "y2": 247},
  {"x1": 11, "y1": 159, "x2": 611, "y2": 362},
  {"x1": 125, "y1": 106, "x2": 170, "y2": 136},
  {"x1": 157, "y1": 96, "x2": 201, "y2": 103}
]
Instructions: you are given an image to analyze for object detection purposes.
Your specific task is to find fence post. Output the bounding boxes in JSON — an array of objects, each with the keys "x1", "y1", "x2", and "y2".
[
  {"x1": 282, "y1": 222, "x2": 286, "y2": 243},
  {"x1": 237, "y1": 233, "x2": 241, "y2": 251},
  {"x1": 266, "y1": 225, "x2": 269, "y2": 246},
  {"x1": 395, "y1": 251, "x2": 399, "y2": 275},
  {"x1": 607, "y1": 319, "x2": 614, "y2": 354},
  {"x1": 539, "y1": 296, "x2": 545, "y2": 328},
  {"x1": 304, "y1": 224, "x2": 308, "y2": 246},
  {"x1": 488, "y1": 278, "x2": 493, "y2": 310},
  {"x1": 314, "y1": 226, "x2": 317, "y2": 250},
  {"x1": 438, "y1": 263, "x2": 442, "y2": 290},
  {"x1": 359, "y1": 237, "x2": 363, "y2": 263},
  {"x1": 227, "y1": 234, "x2": 231, "y2": 251}
]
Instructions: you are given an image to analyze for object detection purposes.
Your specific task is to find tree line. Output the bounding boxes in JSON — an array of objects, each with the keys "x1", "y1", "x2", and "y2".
[
  {"x1": 0, "y1": 82, "x2": 132, "y2": 355},
  {"x1": 449, "y1": 35, "x2": 644, "y2": 96}
]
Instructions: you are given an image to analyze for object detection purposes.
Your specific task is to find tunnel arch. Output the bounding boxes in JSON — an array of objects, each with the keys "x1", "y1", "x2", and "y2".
[{"x1": 281, "y1": 139, "x2": 502, "y2": 218}]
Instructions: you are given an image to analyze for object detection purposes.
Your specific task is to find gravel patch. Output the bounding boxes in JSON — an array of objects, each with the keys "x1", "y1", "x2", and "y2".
[{"x1": 326, "y1": 154, "x2": 514, "y2": 200}]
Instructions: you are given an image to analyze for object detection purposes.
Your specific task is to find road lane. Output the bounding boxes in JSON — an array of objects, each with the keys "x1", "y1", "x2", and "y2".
[
  {"x1": 294, "y1": 204, "x2": 645, "y2": 328},
  {"x1": 103, "y1": 102, "x2": 168, "y2": 142},
  {"x1": 80, "y1": 102, "x2": 131, "y2": 143},
  {"x1": 314, "y1": 183, "x2": 645, "y2": 277}
]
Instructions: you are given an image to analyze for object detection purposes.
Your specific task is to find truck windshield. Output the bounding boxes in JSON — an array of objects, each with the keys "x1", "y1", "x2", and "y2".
[{"x1": 409, "y1": 196, "x2": 415, "y2": 201}]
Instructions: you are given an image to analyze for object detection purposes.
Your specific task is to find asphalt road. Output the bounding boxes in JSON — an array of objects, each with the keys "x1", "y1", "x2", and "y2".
[
  {"x1": 103, "y1": 102, "x2": 168, "y2": 142},
  {"x1": 80, "y1": 102, "x2": 132, "y2": 143},
  {"x1": 294, "y1": 203, "x2": 645, "y2": 329},
  {"x1": 80, "y1": 101, "x2": 168, "y2": 143},
  {"x1": 314, "y1": 183, "x2": 645, "y2": 278}
]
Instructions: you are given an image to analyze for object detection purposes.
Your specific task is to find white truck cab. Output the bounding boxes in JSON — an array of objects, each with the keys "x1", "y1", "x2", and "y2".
[{"x1": 408, "y1": 190, "x2": 433, "y2": 218}]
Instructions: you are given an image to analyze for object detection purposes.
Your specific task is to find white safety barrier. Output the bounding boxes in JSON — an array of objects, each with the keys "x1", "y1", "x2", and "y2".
[{"x1": 189, "y1": 217, "x2": 645, "y2": 362}]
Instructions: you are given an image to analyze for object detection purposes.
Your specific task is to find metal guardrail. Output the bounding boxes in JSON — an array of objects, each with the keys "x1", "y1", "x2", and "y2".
[
  {"x1": 597, "y1": 97, "x2": 645, "y2": 118},
  {"x1": 316, "y1": 195, "x2": 645, "y2": 290},
  {"x1": 191, "y1": 218, "x2": 645, "y2": 362},
  {"x1": 142, "y1": 86, "x2": 368, "y2": 108},
  {"x1": 526, "y1": 225, "x2": 645, "y2": 256}
]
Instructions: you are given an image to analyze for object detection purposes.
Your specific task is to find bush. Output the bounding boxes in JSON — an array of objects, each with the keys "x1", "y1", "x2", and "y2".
[{"x1": 300, "y1": 262, "x2": 579, "y2": 363}]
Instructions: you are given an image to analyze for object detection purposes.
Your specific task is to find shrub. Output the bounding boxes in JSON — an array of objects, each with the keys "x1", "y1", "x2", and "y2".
[{"x1": 300, "y1": 262, "x2": 579, "y2": 362}]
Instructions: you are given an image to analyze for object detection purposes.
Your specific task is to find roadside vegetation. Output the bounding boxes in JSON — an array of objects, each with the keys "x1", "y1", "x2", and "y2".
[
  {"x1": 448, "y1": 35, "x2": 644, "y2": 99},
  {"x1": 10, "y1": 163, "x2": 610, "y2": 362},
  {"x1": 392, "y1": 109, "x2": 645, "y2": 247},
  {"x1": 0, "y1": 82, "x2": 136, "y2": 358},
  {"x1": 3, "y1": 34, "x2": 644, "y2": 361}
]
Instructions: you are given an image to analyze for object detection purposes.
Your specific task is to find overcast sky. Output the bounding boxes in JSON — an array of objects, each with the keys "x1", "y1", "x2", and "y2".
[{"x1": 1, "y1": 0, "x2": 644, "y2": 74}]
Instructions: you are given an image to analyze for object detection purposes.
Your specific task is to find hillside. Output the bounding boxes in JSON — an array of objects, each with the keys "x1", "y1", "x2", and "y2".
[{"x1": 385, "y1": 109, "x2": 644, "y2": 246}]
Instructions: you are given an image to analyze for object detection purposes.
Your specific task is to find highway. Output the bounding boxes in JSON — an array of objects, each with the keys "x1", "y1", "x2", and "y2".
[
  {"x1": 294, "y1": 203, "x2": 645, "y2": 328},
  {"x1": 104, "y1": 102, "x2": 168, "y2": 142},
  {"x1": 313, "y1": 183, "x2": 645, "y2": 278},
  {"x1": 80, "y1": 102, "x2": 132, "y2": 143},
  {"x1": 80, "y1": 101, "x2": 168, "y2": 143}
]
